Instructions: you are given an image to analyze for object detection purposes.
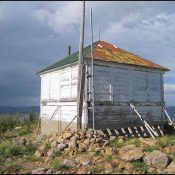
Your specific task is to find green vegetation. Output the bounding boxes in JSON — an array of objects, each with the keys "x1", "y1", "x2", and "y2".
[
  {"x1": 44, "y1": 143, "x2": 51, "y2": 153},
  {"x1": 51, "y1": 150, "x2": 62, "y2": 158},
  {"x1": 51, "y1": 159, "x2": 69, "y2": 171},
  {"x1": 156, "y1": 135, "x2": 175, "y2": 147},
  {"x1": 144, "y1": 146, "x2": 156, "y2": 152},
  {"x1": 131, "y1": 161, "x2": 148, "y2": 172},
  {"x1": 109, "y1": 140, "x2": 125, "y2": 149},
  {"x1": 0, "y1": 113, "x2": 39, "y2": 173},
  {"x1": 104, "y1": 155, "x2": 112, "y2": 161},
  {"x1": 1, "y1": 162, "x2": 22, "y2": 174},
  {"x1": 0, "y1": 116, "x2": 21, "y2": 133}
]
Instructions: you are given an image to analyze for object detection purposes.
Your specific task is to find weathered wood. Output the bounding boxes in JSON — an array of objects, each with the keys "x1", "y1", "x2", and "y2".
[
  {"x1": 77, "y1": 1, "x2": 85, "y2": 129},
  {"x1": 157, "y1": 125, "x2": 164, "y2": 136},
  {"x1": 107, "y1": 128, "x2": 112, "y2": 136},
  {"x1": 114, "y1": 129, "x2": 119, "y2": 136}
]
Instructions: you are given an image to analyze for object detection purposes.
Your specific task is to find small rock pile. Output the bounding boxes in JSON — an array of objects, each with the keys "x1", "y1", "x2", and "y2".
[
  {"x1": 33, "y1": 130, "x2": 175, "y2": 174},
  {"x1": 35, "y1": 129, "x2": 115, "y2": 158}
]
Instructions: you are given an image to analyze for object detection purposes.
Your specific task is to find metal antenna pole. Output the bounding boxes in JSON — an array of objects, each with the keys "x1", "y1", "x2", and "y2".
[
  {"x1": 77, "y1": 1, "x2": 85, "y2": 129},
  {"x1": 99, "y1": 25, "x2": 100, "y2": 41},
  {"x1": 90, "y1": 8, "x2": 95, "y2": 130}
]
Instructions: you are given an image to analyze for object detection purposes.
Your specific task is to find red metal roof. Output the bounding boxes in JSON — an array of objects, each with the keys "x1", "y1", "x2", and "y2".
[{"x1": 86, "y1": 41, "x2": 169, "y2": 71}]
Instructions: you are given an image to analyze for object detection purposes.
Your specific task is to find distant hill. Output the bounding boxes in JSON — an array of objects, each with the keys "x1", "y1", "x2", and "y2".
[{"x1": 0, "y1": 106, "x2": 40, "y2": 114}]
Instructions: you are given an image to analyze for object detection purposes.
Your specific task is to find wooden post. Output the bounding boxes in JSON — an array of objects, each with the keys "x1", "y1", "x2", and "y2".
[{"x1": 77, "y1": 1, "x2": 85, "y2": 129}]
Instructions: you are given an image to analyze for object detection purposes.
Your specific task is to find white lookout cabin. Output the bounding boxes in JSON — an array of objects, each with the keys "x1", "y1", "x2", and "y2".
[{"x1": 37, "y1": 41, "x2": 169, "y2": 135}]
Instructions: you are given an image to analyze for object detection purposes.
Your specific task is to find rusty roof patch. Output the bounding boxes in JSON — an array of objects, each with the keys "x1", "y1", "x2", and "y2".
[{"x1": 90, "y1": 41, "x2": 169, "y2": 71}]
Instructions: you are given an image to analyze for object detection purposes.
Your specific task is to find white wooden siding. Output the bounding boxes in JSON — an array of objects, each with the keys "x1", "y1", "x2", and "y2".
[
  {"x1": 41, "y1": 74, "x2": 50, "y2": 100},
  {"x1": 71, "y1": 66, "x2": 78, "y2": 98},
  {"x1": 41, "y1": 65, "x2": 78, "y2": 101},
  {"x1": 50, "y1": 72, "x2": 60, "y2": 100},
  {"x1": 60, "y1": 68, "x2": 71, "y2": 98}
]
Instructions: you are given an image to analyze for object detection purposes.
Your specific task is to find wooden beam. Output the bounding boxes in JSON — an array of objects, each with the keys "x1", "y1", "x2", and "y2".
[{"x1": 77, "y1": 1, "x2": 85, "y2": 129}]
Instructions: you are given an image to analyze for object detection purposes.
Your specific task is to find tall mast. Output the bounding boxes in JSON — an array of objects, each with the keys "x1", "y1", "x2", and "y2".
[
  {"x1": 77, "y1": 1, "x2": 85, "y2": 129},
  {"x1": 90, "y1": 8, "x2": 95, "y2": 130}
]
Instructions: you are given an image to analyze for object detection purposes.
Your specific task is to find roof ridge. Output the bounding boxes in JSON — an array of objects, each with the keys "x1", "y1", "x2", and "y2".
[
  {"x1": 37, "y1": 40, "x2": 169, "y2": 74},
  {"x1": 37, "y1": 41, "x2": 100, "y2": 74}
]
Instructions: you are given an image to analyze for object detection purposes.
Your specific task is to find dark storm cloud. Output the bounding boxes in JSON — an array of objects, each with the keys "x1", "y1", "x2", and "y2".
[{"x1": 0, "y1": 1, "x2": 174, "y2": 106}]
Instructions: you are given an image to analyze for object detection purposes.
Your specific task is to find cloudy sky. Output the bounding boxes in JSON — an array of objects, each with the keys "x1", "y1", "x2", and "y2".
[{"x1": 0, "y1": 1, "x2": 175, "y2": 106}]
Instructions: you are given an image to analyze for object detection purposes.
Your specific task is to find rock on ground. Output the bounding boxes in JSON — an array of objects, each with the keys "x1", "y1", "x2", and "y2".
[
  {"x1": 144, "y1": 150, "x2": 170, "y2": 169},
  {"x1": 164, "y1": 146, "x2": 175, "y2": 154},
  {"x1": 138, "y1": 138, "x2": 157, "y2": 146},
  {"x1": 164, "y1": 161, "x2": 175, "y2": 173},
  {"x1": 119, "y1": 144, "x2": 144, "y2": 161}
]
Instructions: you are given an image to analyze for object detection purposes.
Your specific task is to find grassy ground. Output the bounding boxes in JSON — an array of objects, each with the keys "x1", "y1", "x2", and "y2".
[
  {"x1": 0, "y1": 115, "x2": 175, "y2": 174},
  {"x1": 0, "y1": 113, "x2": 46, "y2": 174}
]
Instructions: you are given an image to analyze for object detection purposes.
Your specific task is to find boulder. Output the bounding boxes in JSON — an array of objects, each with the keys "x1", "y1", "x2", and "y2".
[
  {"x1": 81, "y1": 159, "x2": 90, "y2": 166},
  {"x1": 49, "y1": 137, "x2": 55, "y2": 143},
  {"x1": 104, "y1": 147, "x2": 114, "y2": 156},
  {"x1": 84, "y1": 139, "x2": 90, "y2": 146},
  {"x1": 164, "y1": 161, "x2": 175, "y2": 173},
  {"x1": 57, "y1": 143, "x2": 68, "y2": 151},
  {"x1": 119, "y1": 144, "x2": 144, "y2": 161},
  {"x1": 51, "y1": 140, "x2": 58, "y2": 148},
  {"x1": 63, "y1": 159, "x2": 76, "y2": 167},
  {"x1": 32, "y1": 167, "x2": 47, "y2": 174},
  {"x1": 164, "y1": 146, "x2": 175, "y2": 154},
  {"x1": 144, "y1": 150, "x2": 169, "y2": 169},
  {"x1": 90, "y1": 138, "x2": 96, "y2": 144},
  {"x1": 63, "y1": 132, "x2": 73, "y2": 139},
  {"x1": 35, "y1": 149, "x2": 44, "y2": 157},
  {"x1": 78, "y1": 142, "x2": 88, "y2": 153},
  {"x1": 46, "y1": 169, "x2": 53, "y2": 174}
]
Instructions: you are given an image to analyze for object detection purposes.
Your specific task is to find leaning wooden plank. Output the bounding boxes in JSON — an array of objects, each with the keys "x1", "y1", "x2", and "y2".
[
  {"x1": 128, "y1": 127, "x2": 135, "y2": 137},
  {"x1": 151, "y1": 126, "x2": 159, "y2": 136},
  {"x1": 134, "y1": 126, "x2": 141, "y2": 137},
  {"x1": 36, "y1": 105, "x2": 61, "y2": 142},
  {"x1": 107, "y1": 128, "x2": 112, "y2": 136},
  {"x1": 144, "y1": 121, "x2": 159, "y2": 137},
  {"x1": 114, "y1": 129, "x2": 119, "y2": 136},
  {"x1": 129, "y1": 103, "x2": 155, "y2": 139},
  {"x1": 163, "y1": 107, "x2": 173, "y2": 125},
  {"x1": 64, "y1": 115, "x2": 77, "y2": 131},
  {"x1": 121, "y1": 128, "x2": 128, "y2": 138},
  {"x1": 157, "y1": 125, "x2": 164, "y2": 136},
  {"x1": 140, "y1": 126, "x2": 147, "y2": 137}
]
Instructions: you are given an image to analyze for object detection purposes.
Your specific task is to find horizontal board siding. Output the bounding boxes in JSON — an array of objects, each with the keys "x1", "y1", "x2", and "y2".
[
  {"x1": 41, "y1": 65, "x2": 78, "y2": 102},
  {"x1": 94, "y1": 66, "x2": 111, "y2": 101},
  {"x1": 41, "y1": 74, "x2": 50, "y2": 100},
  {"x1": 50, "y1": 72, "x2": 59, "y2": 100},
  {"x1": 147, "y1": 72, "x2": 161, "y2": 102},
  {"x1": 90, "y1": 64, "x2": 163, "y2": 104},
  {"x1": 88, "y1": 102, "x2": 163, "y2": 129}
]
